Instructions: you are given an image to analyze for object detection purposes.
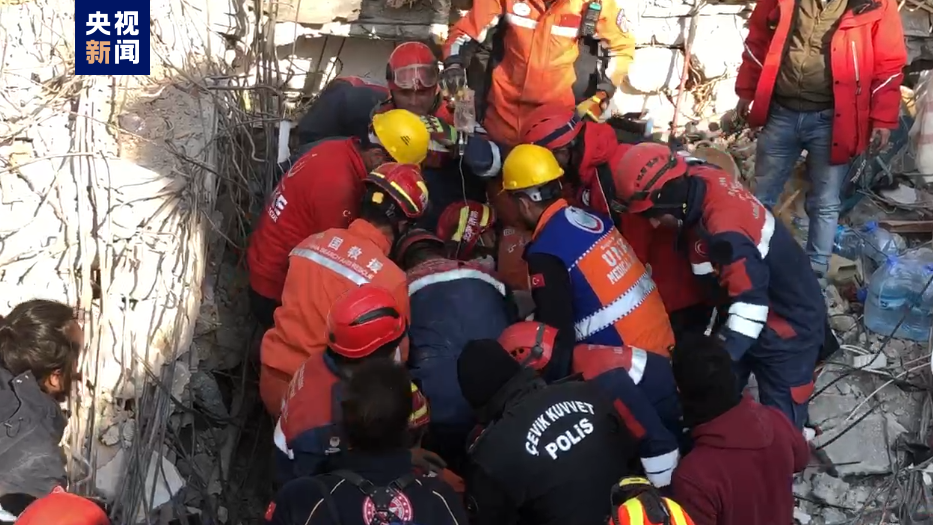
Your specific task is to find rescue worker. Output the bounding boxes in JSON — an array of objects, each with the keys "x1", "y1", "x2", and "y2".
[
  {"x1": 610, "y1": 142, "x2": 826, "y2": 428},
  {"x1": 498, "y1": 321, "x2": 682, "y2": 487},
  {"x1": 395, "y1": 227, "x2": 514, "y2": 471},
  {"x1": 670, "y1": 334, "x2": 808, "y2": 525},
  {"x1": 407, "y1": 382, "x2": 467, "y2": 493},
  {"x1": 522, "y1": 107, "x2": 710, "y2": 336},
  {"x1": 291, "y1": 42, "x2": 501, "y2": 231},
  {"x1": 259, "y1": 163, "x2": 429, "y2": 415},
  {"x1": 503, "y1": 144, "x2": 674, "y2": 382},
  {"x1": 273, "y1": 284, "x2": 410, "y2": 479},
  {"x1": 247, "y1": 110, "x2": 430, "y2": 328},
  {"x1": 457, "y1": 338, "x2": 638, "y2": 525},
  {"x1": 441, "y1": 0, "x2": 636, "y2": 147},
  {"x1": 267, "y1": 359, "x2": 468, "y2": 525},
  {"x1": 609, "y1": 476, "x2": 696, "y2": 525},
  {"x1": 0, "y1": 300, "x2": 84, "y2": 501}
]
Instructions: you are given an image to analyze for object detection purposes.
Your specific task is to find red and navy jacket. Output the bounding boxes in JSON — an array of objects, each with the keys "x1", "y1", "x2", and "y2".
[
  {"x1": 273, "y1": 353, "x2": 345, "y2": 481},
  {"x1": 684, "y1": 166, "x2": 826, "y2": 361},
  {"x1": 572, "y1": 344, "x2": 681, "y2": 488}
]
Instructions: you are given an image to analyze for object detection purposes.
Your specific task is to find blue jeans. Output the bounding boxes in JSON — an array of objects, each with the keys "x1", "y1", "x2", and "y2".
[{"x1": 754, "y1": 104, "x2": 849, "y2": 276}]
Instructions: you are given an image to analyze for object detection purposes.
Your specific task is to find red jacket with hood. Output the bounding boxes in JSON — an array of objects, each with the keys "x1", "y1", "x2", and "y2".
[
  {"x1": 575, "y1": 124, "x2": 704, "y2": 313},
  {"x1": 671, "y1": 397, "x2": 809, "y2": 525},
  {"x1": 736, "y1": 0, "x2": 906, "y2": 165}
]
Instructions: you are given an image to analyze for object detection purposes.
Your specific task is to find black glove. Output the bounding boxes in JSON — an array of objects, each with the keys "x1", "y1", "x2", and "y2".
[{"x1": 440, "y1": 63, "x2": 467, "y2": 96}]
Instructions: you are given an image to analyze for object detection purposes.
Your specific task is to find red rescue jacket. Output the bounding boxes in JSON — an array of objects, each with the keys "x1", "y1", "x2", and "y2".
[
  {"x1": 247, "y1": 138, "x2": 368, "y2": 301},
  {"x1": 736, "y1": 0, "x2": 906, "y2": 164}
]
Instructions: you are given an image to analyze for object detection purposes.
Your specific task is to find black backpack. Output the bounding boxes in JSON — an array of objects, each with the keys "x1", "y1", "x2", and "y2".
[{"x1": 312, "y1": 469, "x2": 418, "y2": 525}]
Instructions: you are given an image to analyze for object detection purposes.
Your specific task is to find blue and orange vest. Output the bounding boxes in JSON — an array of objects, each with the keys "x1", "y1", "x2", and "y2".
[{"x1": 526, "y1": 201, "x2": 674, "y2": 357}]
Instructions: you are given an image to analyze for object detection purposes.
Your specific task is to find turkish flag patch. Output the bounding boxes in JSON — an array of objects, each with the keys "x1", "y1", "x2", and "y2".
[
  {"x1": 264, "y1": 502, "x2": 277, "y2": 521},
  {"x1": 530, "y1": 273, "x2": 546, "y2": 288}
]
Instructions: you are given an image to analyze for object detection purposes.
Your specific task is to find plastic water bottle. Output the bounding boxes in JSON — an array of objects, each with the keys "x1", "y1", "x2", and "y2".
[
  {"x1": 859, "y1": 222, "x2": 905, "y2": 272},
  {"x1": 833, "y1": 225, "x2": 863, "y2": 260},
  {"x1": 864, "y1": 253, "x2": 933, "y2": 341}
]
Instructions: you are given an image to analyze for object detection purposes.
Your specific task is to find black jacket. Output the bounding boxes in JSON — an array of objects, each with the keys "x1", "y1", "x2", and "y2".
[
  {"x1": 266, "y1": 450, "x2": 467, "y2": 525},
  {"x1": 466, "y1": 370, "x2": 639, "y2": 525},
  {"x1": 0, "y1": 366, "x2": 67, "y2": 499}
]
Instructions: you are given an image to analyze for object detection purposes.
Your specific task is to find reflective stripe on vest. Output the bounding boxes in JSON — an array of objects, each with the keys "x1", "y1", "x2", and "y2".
[
  {"x1": 574, "y1": 272, "x2": 656, "y2": 341},
  {"x1": 290, "y1": 247, "x2": 371, "y2": 285},
  {"x1": 408, "y1": 268, "x2": 506, "y2": 296},
  {"x1": 757, "y1": 211, "x2": 775, "y2": 258}
]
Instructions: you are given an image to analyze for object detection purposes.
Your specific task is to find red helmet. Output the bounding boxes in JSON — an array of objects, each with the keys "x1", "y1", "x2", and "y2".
[
  {"x1": 436, "y1": 201, "x2": 497, "y2": 260},
  {"x1": 365, "y1": 162, "x2": 430, "y2": 219},
  {"x1": 394, "y1": 227, "x2": 446, "y2": 262},
  {"x1": 611, "y1": 142, "x2": 688, "y2": 214},
  {"x1": 497, "y1": 322, "x2": 558, "y2": 371},
  {"x1": 521, "y1": 105, "x2": 584, "y2": 150},
  {"x1": 386, "y1": 42, "x2": 439, "y2": 91},
  {"x1": 327, "y1": 285, "x2": 407, "y2": 359}
]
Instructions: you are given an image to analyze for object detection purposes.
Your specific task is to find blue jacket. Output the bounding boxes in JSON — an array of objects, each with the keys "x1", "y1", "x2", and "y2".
[
  {"x1": 685, "y1": 167, "x2": 826, "y2": 361},
  {"x1": 572, "y1": 344, "x2": 683, "y2": 487},
  {"x1": 407, "y1": 259, "x2": 514, "y2": 429}
]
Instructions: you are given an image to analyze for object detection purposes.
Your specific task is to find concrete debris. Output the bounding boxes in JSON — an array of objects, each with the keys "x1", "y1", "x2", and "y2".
[
  {"x1": 794, "y1": 507, "x2": 812, "y2": 525},
  {"x1": 190, "y1": 370, "x2": 230, "y2": 421},
  {"x1": 820, "y1": 508, "x2": 847, "y2": 525},
  {"x1": 810, "y1": 472, "x2": 849, "y2": 507},
  {"x1": 135, "y1": 451, "x2": 186, "y2": 522},
  {"x1": 101, "y1": 424, "x2": 122, "y2": 447}
]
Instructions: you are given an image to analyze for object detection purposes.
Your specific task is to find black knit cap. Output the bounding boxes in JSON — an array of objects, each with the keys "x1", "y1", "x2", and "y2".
[
  {"x1": 671, "y1": 333, "x2": 741, "y2": 428},
  {"x1": 457, "y1": 339, "x2": 522, "y2": 410}
]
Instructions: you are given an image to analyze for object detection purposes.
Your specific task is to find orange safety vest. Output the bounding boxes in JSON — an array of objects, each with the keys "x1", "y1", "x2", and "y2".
[{"x1": 526, "y1": 201, "x2": 673, "y2": 357}]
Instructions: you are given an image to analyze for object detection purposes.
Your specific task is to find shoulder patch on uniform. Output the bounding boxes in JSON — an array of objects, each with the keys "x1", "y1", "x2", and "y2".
[
  {"x1": 530, "y1": 273, "x2": 546, "y2": 288},
  {"x1": 694, "y1": 240, "x2": 707, "y2": 257},
  {"x1": 264, "y1": 502, "x2": 276, "y2": 521},
  {"x1": 565, "y1": 207, "x2": 603, "y2": 233}
]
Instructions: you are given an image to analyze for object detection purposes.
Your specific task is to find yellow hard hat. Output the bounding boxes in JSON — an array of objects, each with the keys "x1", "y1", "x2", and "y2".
[
  {"x1": 371, "y1": 109, "x2": 430, "y2": 165},
  {"x1": 502, "y1": 144, "x2": 565, "y2": 191}
]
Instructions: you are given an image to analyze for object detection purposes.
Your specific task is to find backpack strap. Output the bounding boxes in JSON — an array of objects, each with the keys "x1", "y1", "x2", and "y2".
[{"x1": 309, "y1": 475, "x2": 344, "y2": 525}]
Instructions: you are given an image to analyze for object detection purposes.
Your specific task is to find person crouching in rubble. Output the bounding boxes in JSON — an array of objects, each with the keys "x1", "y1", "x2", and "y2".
[
  {"x1": 502, "y1": 144, "x2": 674, "y2": 383},
  {"x1": 497, "y1": 321, "x2": 683, "y2": 488},
  {"x1": 610, "y1": 142, "x2": 826, "y2": 429},
  {"x1": 246, "y1": 109, "x2": 430, "y2": 329},
  {"x1": 0, "y1": 300, "x2": 84, "y2": 506},
  {"x1": 521, "y1": 106, "x2": 710, "y2": 338},
  {"x1": 457, "y1": 338, "x2": 639, "y2": 525},
  {"x1": 393, "y1": 225, "x2": 515, "y2": 472},
  {"x1": 266, "y1": 359, "x2": 468, "y2": 525},
  {"x1": 292, "y1": 41, "x2": 502, "y2": 231},
  {"x1": 259, "y1": 163, "x2": 429, "y2": 415},
  {"x1": 670, "y1": 334, "x2": 808, "y2": 525}
]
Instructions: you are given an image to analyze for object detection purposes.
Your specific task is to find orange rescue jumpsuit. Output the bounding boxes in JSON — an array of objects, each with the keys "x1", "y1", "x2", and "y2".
[
  {"x1": 443, "y1": 0, "x2": 636, "y2": 147},
  {"x1": 259, "y1": 219, "x2": 410, "y2": 415}
]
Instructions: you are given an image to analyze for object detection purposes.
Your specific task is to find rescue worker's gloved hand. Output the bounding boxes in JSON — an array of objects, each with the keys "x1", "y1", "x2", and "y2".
[
  {"x1": 411, "y1": 447, "x2": 448, "y2": 474},
  {"x1": 576, "y1": 91, "x2": 609, "y2": 122},
  {"x1": 421, "y1": 116, "x2": 458, "y2": 147},
  {"x1": 439, "y1": 62, "x2": 467, "y2": 96}
]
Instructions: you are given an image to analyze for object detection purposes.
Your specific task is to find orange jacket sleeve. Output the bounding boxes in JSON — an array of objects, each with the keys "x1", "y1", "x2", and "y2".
[
  {"x1": 735, "y1": 0, "x2": 776, "y2": 101},
  {"x1": 595, "y1": 3, "x2": 636, "y2": 87},
  {"x1": 443, "y1": 0, "x2": 506, "y2": 61},
  {"x1": 869, "y1": 0, "x2": 907, "y2": 130}
]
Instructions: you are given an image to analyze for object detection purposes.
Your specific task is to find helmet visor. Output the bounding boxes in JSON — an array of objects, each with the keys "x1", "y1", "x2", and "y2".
[{"x1": 392, "y1": 64, "x2": 439, "y2": 90}]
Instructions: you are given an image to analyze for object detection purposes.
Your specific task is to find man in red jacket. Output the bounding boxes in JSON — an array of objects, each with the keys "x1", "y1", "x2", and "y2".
[
  {"x1": 521, "y1": 106, "x2": 709, "y2": 336},
  {"x1": 735, "y1": 0, "x2": 906, "y2": 282},
  {"x1": 670, "y1": 334, "x2": 808, "y2": 525},
  {"x1": 247, "y1": 109, "x2": 430, "y2": 327}
]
